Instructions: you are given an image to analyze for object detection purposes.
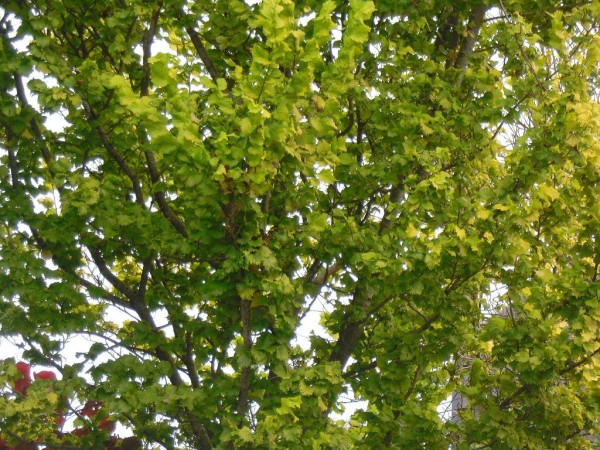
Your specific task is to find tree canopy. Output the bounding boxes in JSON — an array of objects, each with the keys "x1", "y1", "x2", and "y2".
[{"x1": 0, "y1": 0, "x2": 599, "y2": 448}]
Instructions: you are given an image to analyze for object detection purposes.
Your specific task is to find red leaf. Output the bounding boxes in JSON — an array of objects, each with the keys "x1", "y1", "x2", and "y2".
[
  {"x1": 104, "y1": 436, "x2": 118, "y2": 449},
  {"x1": 34, "y1": 370, "x2": 57, "y2": 381},
  {"x1": 16, "y1": 362, "x2": 30, "y2": 377},
  {"x1": 81, "y1": 400, "x2": 103, "y2": 417},
  {"x1": 99, "y1": 417, "x2": 116, "y2": 432},
  {"x1": 70, "y1": 428, "x2": 89, "y2": 437},
  {"x1": 15, "y1": 443, "x2": 36, "y2": 450},
  {"x1": 14, "y1": 362, "x2": 31, "y2": 395},
  {"x1": 54, "y1": 413, "x2": 65, "y2": 427},
  {"x1": 118, "y1": 436, "x2": 143, "y2": 450}
]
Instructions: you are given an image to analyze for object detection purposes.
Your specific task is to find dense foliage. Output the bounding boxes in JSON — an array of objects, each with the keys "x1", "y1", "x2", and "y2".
[{"x1": 0, "y1": 0, "x2": 599, "y2": 448}]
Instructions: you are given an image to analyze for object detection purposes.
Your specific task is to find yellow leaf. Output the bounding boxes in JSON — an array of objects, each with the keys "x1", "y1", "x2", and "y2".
[
  {"x1": 579, "y1": 257, "x2": 592, "y2": 266},
  {"x1": 420, "y1": 122, "x2": 433, "y2": 135},
  {"x1": 566, "y1": 134, "x2": 580, "y2": 146},
  {"x1": 535, "y1": 267, "x2": 553, "y2": 282},
  {"x1": 21, "y1": 128, "x2": 33, "y2": 139},
  {"x1": 455, "y1": 227, "x2": 466, "y2": 240},
  {"x1": 515, "y1": 238, "x2": 530, "y2": 253},
  {"x1": 47, "y1": 392, "x2": 58, "y2": 405},
  {"x1": 237, "y1": 285, "x2": 257, "y2": 301},
  {"x1": 318, "y1": 396, "x2": 327, "y2": 411},
  {"x1": 582, "y1": 330, "x2": 596, "y2": 342},
  {"x1": 480, "y1": 340, "x2": 494, "y2": 352},
  {"x1": 406, "y1": 223, "x2": 419, "y2": 238},
  {"x1": 251, "y1": 291, "x2": 261, "y2": 308},
  {"x1": 216, "y1": 78, "x2": 228, "y2": 91},
  {"x1": 476, "y1": 209, "x2": 491, "y2": 220},
  {"x1": 538, "y1": 184, "x2": 560, "y2": 201},
  {"x1": 240, "y1": 117, "x2": 253, "y2": 136},
  {"x1": 551, "y1": 320, "x2": 568, "y2": 336},
  {"x1": 312, "y1": 95, "x2": 326, "y2": 111}
]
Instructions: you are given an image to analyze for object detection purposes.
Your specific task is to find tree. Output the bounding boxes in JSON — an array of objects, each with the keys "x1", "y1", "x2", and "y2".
[{"x1": 0, "y1": 0, "x2": 598, "y2": 448}]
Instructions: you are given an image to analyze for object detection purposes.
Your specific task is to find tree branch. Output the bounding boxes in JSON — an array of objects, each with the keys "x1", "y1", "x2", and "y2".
[
  {"x1": 137, "y1": 256, "x2": 153, "y2": 299},
  {"x1": 8, "y1": 147, "x2": 19, "y2": 188},
  {"x1": 237, "y1": 297, "x2": 253, "y2": 423},
  {"x1": 342, "y1": 360, "x2": 377, "y2": 379},
  {"x1": 499, "y1": 384, "x2": 531, "y2": 410},
  {"x1": 329, "y1": 282, "x2": 373, "y2": 369},
  {"x1": 454, "y1": 4, "x2": 486, "y2": 79},
  {"x1": 13, "y1": 72, "x2": 54, "y2": 174},
  {"x1": 82, "y1": 101, "x2": 145, "y2": 205},
  {"x1": 185, "y1": 25, "x2": 221, "y2": 83},
  {"x1": 560, "y1": 345, "x2": 600, "y2": 375},
  {"x1": 144, "y1": 149, "x2": 189, "y2": 238},
  {"x1": 411, "y1": 312, "x2": 441, "y2": 334},
  {"x1": 139, "y1": 11, "x2": 189, "y2": 238},
  {"x1": 88, "y1": 247, "x2": 138, "y2": 301},
  {"x1": 308, "y1": 261, "x2": 342, "y2": 285},
  {"x1": 141, "y1": 2, "x2": 163, "y2": 97}
]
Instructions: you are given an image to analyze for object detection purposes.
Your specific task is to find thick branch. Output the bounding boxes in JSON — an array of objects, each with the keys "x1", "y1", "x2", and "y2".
[
  {"x1": 342, "y1": 360, "x2": 377, "y2": 379},
  {"x1": 139, "y1": 14, "x2": 189, "y2": 238},
  {"x1": 144, "y1": 150, "x2": 189, "y2": 238},
  {"x1": 125, "y1": 282, "x2": 213, "y2": 449},
  {"x1": 560, "y1": 345, "x2": 600, "y2": 375},
  {"x1": 13, "y1": 73, "x2": 54, "y2": 172},
  {"x1": 184, "y1": 330, "x2": 202, "y2": 388},
  {"x1": 141, "y1": 2, "x2": 162, "y2": 96},
  {"x1": 82, "y1": 101, "x2": 145, "y2": 205},
  {"x1": 329, "y1": 282, "x2": 373, "y2": 368},
  {"x1": 379, "y1": 181, "x2": 404, "y2": 232},
  {"x1": 137, "y1": 256, "x2": 153, "y2": 299},
  {"x1": 307, "y1": 261, "x2": 342, "y2": 285},
  {"x1": 454, "y1": 4, "x2": 486, "y2": 87},
  {"x1": 411, "y1": 311, "x2": 441, "y2": 334},
  {"x1": 185, "y1": 25, "x2": 221, "y2": 83},
  {"x1": 236, "y1": 297, "x2": 252, "y2": 421},
  {"x1": 88, "y1": 247, "x2": 137, "y2": 301},
  {"x1": 8, "y1": 148, "x2": 19, "y2": 188}
]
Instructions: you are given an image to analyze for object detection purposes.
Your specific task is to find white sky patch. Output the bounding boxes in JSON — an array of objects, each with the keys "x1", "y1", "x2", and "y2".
[{"x1": 299, "y1": 11, "x2": 317, "y2": 27}]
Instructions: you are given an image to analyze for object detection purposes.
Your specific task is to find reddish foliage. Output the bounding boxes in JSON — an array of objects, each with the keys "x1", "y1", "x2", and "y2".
[
  {"x1": 54, "y1": 414, "x2": 65, "y2": 427},
  {"x1": 81, "y1": 400, "x2": 103, "y2": 417},
  {"x1": 0, "y1": 442, "x2": 36, "y2": 450},
  {"x1": 118, "y1": 437, "x2": 143, "y2": 450},
  {"x1": 13, "y1": 444, "x2": 36, "y2": 450},
  {"x1": 4, "y1": 363, "x2": 140, "y2": 448},
  {"x1": 102, "y1": 436, "x2": 142, "y2": 450},
  {"x1": 99, "y1": 417, "x2": 116, "y2": 433},
  {"x1": 15, "y1": 362, "x2": 30, "y2": 377},
  {"x1": 14, "y1": 362, "x2": 31, "y2": 396},
  {"x1": 33, "y1": 371, "x2": 57, "y2": 381},
  {"x1": 70, "y1": 428, "x2": 90, "y2": 437}
]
